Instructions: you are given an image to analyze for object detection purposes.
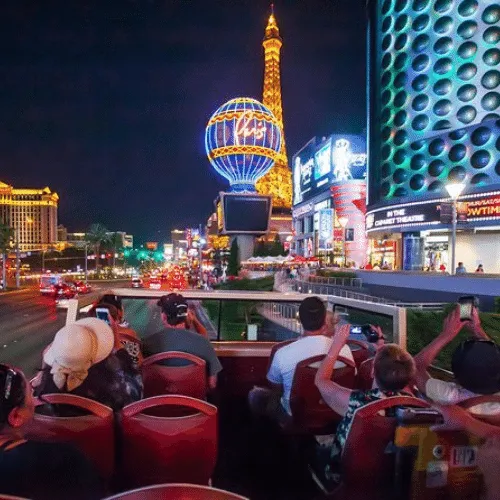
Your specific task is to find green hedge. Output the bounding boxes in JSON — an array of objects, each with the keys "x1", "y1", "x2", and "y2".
[
  {"x1": 315, "y1": 269, "x2": 357, "y2": 279},
  {"x1": 406, "y1": 308, "x2": 500, "y2": 371},
  {"x1": 495, "y1": 297, "x2": 500, "y2": 313},
  {"x1": 214, "y1": 276, "x2": 274, "y2": 291}
]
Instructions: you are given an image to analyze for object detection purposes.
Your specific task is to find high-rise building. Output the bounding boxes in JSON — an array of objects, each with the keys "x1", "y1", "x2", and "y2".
[
  {"x1": 366, "y1": 0, "x2": 500, "y2": 272},
  {"x1": 0, "y1": 181, "x2": 58, "y2": 251},
  {"x1": 255, "y1": 7, "x2": 293, "y2": 213}
]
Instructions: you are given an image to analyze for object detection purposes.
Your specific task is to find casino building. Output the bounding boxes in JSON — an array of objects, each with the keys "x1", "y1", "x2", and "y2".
[
  {"x1": 366, "y1": 0, "x2": 500, "y2": 272},
  {"x1": 0, "y1": 181, "x2": 58, "y2": 252},
  {"x1": 291, "y1": 134, "x2": 368, "y2": 267}
]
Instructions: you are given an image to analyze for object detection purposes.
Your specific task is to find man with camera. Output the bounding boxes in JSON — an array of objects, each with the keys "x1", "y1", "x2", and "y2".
[
  {"x1": 143, "y1": 293, "x2": 222, "y2": 390},
  {"x1": 414, "y1": 301, "x2": 500, "y2": 415}
]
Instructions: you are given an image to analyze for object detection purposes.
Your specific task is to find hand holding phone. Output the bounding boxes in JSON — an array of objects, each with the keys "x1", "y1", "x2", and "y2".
[
  {"x1": 458, "y1": 296, "x2": 478, "y2": 322},
  {"x1": 96, "y1": 307, "x2": 112, "y2": 325}
]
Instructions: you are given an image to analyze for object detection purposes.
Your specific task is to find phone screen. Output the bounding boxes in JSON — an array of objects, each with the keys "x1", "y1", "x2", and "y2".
[
  {"x1": 96, "y1": 308, "x2": 111, "y2": 325},
  {"x1": 350, "y1": 325, "x2": 362, "y2": 335},
  {"x1": 458, "y1": 296, "x2": 476, "y2": 321}
]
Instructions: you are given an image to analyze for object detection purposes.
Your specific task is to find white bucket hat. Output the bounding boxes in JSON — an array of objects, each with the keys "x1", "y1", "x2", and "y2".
[{"x1": 43, "y1": 318, "x2": 114, "y2": 391}]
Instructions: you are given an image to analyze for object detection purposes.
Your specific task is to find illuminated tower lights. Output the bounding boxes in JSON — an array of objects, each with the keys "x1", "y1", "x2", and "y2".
[{"x1": 255, "y1": 6, "x2": 293, "y2": 210}]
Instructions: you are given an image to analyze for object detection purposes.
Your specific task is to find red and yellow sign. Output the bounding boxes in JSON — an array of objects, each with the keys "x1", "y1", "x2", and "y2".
[{"x1": 467, "y1": 195, "x2": 500, "y2": 219}]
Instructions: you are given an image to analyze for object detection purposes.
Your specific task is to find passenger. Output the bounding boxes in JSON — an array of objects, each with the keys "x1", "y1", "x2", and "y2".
[
  {"x1": 414, "y1": 306, "x2": 500, "y2": 415},
  {"x1": 456, "y1": 261, "x2": 467, "y2": 274},
  {"x1": 314, "y1": 323, "x2": 416, "y2": 490},
  {"x1": 34, "y1": 318, "x2": 142, "y2": 415},
  {"x1": 476, "y1": 264, "x2": 484, "y2": 273},
  {"x1": 88, "y1": 302, "x2": 143, "y2": 368},
  {"x1": 248, "y1": 297, "x2": 354, "y2": 422},
  {"x1": 0, "y1": 364, "x2": 103, "y2": 500},
  {"x1": 143, "y1": 293, "x2": 222, "y2": 389}
]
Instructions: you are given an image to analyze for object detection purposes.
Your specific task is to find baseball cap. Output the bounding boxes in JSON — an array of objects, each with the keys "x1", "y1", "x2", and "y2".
[
  {"x1": 157, "y1": 293, "x2": 188, "y2": 325},
  {"x1": 43, "y1": 318, "x2": 115, "y2": 391},
  {"x1": 452, "y1": 339, "x2": 500, "y2": 395},
  {"x1": 299, "y1": 296, "x2": 326, "y2": 332}
]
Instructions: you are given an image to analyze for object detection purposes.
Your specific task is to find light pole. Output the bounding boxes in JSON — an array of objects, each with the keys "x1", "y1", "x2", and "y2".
[
  {"x1": 15, "y1": 227, "x2": 20, "y2": 288},
  {"x1": 84, "y1": 244, "x2": 89, "y2": 283},
  {"x1": 445, "y1": 182, "x2": 466, "y2": 275},
  {"x1": 338, "y1": 216, "x2": 349, "y2": 268}
]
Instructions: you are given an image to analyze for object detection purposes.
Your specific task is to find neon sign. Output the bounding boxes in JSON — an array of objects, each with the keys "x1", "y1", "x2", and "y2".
[{"x1": 234, "y1": 111, "x2": 267, "y2": 145}]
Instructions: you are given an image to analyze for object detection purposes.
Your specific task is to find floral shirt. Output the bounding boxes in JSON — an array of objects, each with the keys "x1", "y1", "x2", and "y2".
[
  {"x1": 35, "y1": 349, "x2": 143, "y2": 416},
  {"x1": 325, "y1": 388, "x2": 407, "y2": 484}
]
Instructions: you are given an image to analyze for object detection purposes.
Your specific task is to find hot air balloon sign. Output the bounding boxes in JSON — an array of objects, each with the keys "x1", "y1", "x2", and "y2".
[{"x1": 205, "y1": 97, "x2": 281, "y2": 192}]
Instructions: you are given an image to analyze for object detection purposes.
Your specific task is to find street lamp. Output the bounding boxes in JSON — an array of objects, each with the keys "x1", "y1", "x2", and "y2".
[
  {"x1": 338, "y1": 216, "x2": 349, "y2": 268},
  {"x1": 445, "y1": 182, "x2": 466, "y2": 275}
]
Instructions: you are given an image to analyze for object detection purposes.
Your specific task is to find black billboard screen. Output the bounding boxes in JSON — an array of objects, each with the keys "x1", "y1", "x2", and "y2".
[{"x1": 223, "y1": 194, "x2": 271, "y2": 233}]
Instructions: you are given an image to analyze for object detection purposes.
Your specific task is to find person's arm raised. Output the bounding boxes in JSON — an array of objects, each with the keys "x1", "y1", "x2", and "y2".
[
  {"x1": 414, "y1": 306, "x2": 464, "y2": 394},
  {"x1": 315, "y1": 323, "x2": 353, "y2": 417}
]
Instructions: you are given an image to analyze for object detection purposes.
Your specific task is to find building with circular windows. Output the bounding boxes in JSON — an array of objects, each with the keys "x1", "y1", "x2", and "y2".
[{"x1": 366, "y1": 0, "x2": 500, "y2": 272}]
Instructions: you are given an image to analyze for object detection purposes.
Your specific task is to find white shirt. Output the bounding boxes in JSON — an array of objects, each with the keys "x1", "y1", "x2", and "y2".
[
  {"x1": 267, "y1": 335, "x2": 354, "y2": 415},
  {"x1": 426, "y1": 379, "x2": 500, "y2": 415}
]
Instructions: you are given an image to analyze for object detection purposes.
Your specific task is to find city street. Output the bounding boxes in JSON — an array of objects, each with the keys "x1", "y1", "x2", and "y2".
[
  {"x1": 0, "y1": 288, "x2": 66, "y2": 376},
  {"x1": 0, "y1": 284, "x2": 218, "y2": 377}
]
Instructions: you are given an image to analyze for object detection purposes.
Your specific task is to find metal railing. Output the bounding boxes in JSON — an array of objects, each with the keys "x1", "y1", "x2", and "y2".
[
  {"x1": 292, "y1": 280, "x2": 446, "y2": 311},
  {"x1": 305, "y1": 276, "x2": 363, "y2": 288}
]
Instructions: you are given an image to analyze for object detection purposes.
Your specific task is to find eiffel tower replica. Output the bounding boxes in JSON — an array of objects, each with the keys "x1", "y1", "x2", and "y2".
[{"x1": 255, "y1": 6, "x2": 293, "y2": 238}]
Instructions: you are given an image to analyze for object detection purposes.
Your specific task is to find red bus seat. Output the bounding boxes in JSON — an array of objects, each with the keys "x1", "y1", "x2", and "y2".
[
  {"x1": 103, "y1": 483, "x2": 249, "y2": 500},
  {"x1": 288, "y1": 355, "x2": 356, "y2": 434},
  {"x1": 346, "y1": 339, "x2": 372, "y2": 368},
  {"x1": 335, "y1": 396, "x2": 429, "y2": 499},
  {"x1": 120, "y1": 395, "x2": 218, "y2": 488},
  {"x1": 26, "y1": 394, "x2": 115, "y2": 481},
  {"x1": 142, "y1": 351, "x2": 207, "y2": 400}
]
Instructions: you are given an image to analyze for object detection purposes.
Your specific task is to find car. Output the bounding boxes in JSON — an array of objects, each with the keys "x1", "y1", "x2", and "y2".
[
  {"x1": 53, "y1": 283, "x2": 77, "y2": 300},
  {"x1": 74, "y1": 281, "x2": 91, "y2": 294},
  {"x1": 149, "y1": 278, "x2": 161, "y2": 290},
  {"x1": 131, "y1": 277, "x2": 143, "y2": 288}
]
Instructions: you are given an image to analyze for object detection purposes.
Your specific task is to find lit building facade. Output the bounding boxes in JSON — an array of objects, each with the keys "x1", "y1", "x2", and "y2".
[
  {"x1": 291, "y1": 135, "x2": 368, "y2": 266},
  {"x1": 367, "y1": 0, "x2": 500, "y2": 272},
  {"x1": 171, "y1": 229, "x2": 188, "y2": 261},
  {"x1": 0, "y1": 181, "x2": 58, "y2": 251},
  {"x1": 255, "y1": 7, "x2": 293, "y2": 235}
]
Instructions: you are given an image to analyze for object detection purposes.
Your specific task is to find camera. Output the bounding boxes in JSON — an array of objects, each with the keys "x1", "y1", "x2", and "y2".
[{"x1": 350, "y1": 324, "x2": 381, "y2": 343}]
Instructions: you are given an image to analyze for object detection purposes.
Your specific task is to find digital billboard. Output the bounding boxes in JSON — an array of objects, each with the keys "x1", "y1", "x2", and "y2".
[
  {"x1": 292, "y1": 134, "x2": 367, "y2": 206},
  {"x1": 220, "y1": 192, "x2": 272, "y2": 234}
]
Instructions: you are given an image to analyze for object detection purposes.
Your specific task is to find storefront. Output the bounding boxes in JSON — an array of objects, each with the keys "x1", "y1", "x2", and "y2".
[{"x1": 366, "y1": 191, "x2": 500, "y2": 273}]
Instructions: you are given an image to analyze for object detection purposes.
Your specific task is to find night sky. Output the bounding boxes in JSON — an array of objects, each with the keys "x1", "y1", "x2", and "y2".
[{"x1": 0, "y1": 0, "x2": 366, "y2": 243}]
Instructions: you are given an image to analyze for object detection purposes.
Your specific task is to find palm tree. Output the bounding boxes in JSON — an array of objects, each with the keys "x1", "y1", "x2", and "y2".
[
  {"x1": 107, "y1": 232, "x2": 124, "y2": 274},
  {"x1": 0, "y1": 222, "x2": 14, "y2": 289},
  {"x1": 86, "y1": 223, "x2": 110, "y2": 277}
]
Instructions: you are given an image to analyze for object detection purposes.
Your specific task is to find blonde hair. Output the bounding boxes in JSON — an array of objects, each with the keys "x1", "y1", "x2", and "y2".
[{"x1": 374, "y1": 344, "x2": 416, "y2": 392}]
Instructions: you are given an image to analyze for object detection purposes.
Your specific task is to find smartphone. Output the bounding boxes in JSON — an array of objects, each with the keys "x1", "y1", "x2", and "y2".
[
  {"x1": 350, "y1": 325, "x2": 362, "y2": 335},
  {"x1": 95, "y1": 307, "x2": 112, "y2": 325},
  {"x1": 458, "y1": 296, "x2": 477, "y2": 321}
]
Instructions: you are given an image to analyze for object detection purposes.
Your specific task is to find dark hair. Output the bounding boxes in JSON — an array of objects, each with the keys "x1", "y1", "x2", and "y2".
[
  {"x1": 374, "y1": 344, "x2": 416, "y2": 392},
  {"x1": 157, "y1": 293, "x2": 188, "y2": 326},
  {"x1": 99, "y1": 294, "x2": 123, "y2": 312},
  {"x1": 299, "y1": 296, "x2": 326, "y2": 332},
  {"x1": 452, "y1": 339, "x2": 500, "y2": 394},
  {"x1": 0, "y1": 364, "x2": 26, "y2": 429}
]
